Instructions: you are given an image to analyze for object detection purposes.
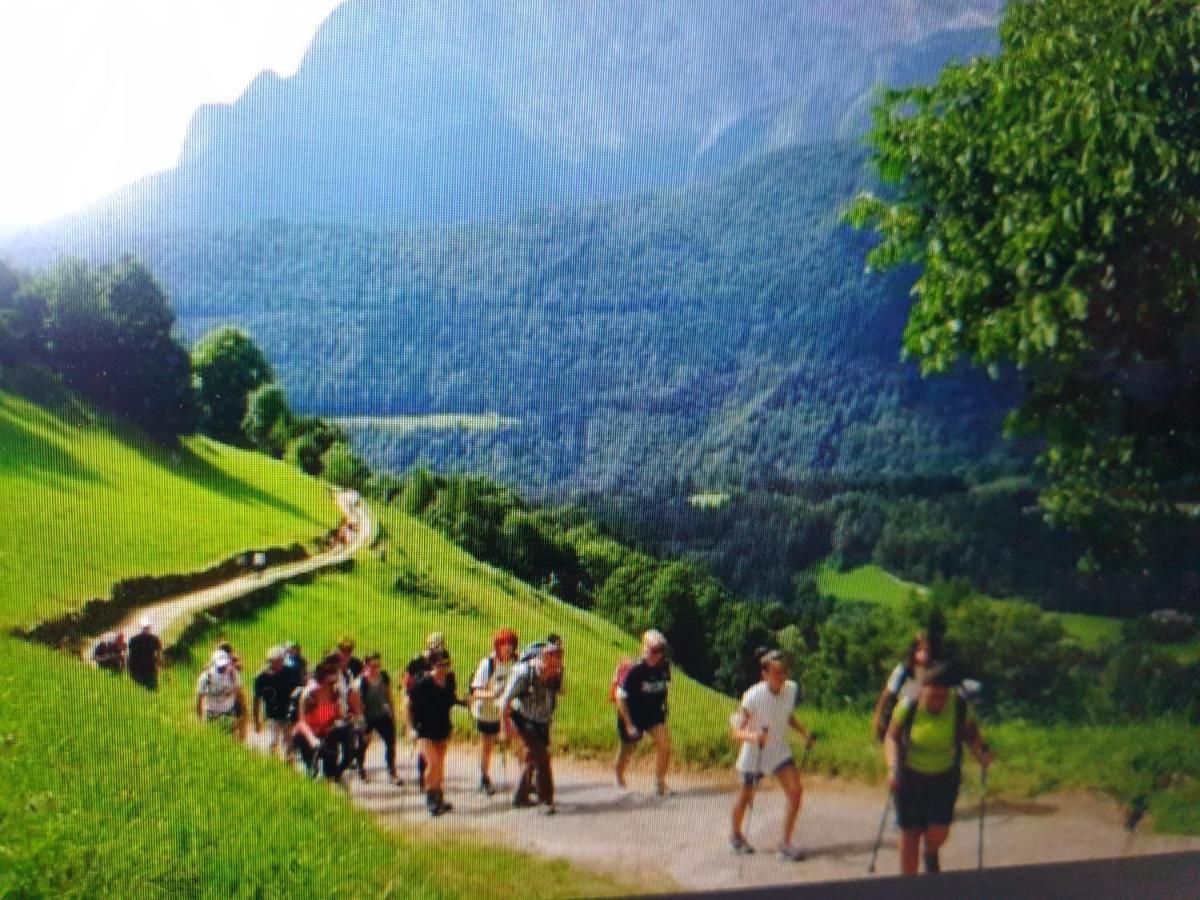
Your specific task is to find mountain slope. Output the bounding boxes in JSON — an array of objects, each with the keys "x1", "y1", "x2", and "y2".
[
  {"x1": 12, "y1": 0, "x2": 1001, "y2": 239},
  {"x1": 51, "y1": 141, "x2": 1019, "y2": 495}
]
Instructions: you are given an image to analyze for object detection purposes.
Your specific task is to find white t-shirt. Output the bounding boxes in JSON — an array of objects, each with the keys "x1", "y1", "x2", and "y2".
[
  {"x1": 735, "y1": 680, "x2": 799, "y2": 775},
  {"x1": 197, "y1": 666, "x2": 241, "y2": 717},
  {"x1": 470, "y1": 655, "x2": 514, "y2": 723}
]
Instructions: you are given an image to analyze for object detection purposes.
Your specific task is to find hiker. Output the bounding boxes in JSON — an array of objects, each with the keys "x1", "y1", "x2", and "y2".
[
  {"x1": 196, "y1": 649, "x2": 248, "y2": 739},
  {"x1": 93, "y1": 631, "x2": 126, "y2": 674},
  {"x1": 254, "y1": 645, "x2": 295, "y2": 758},
  {"x1": 405, "y1": 632, "x2": 449, "y2": 788},
  {"x1": 408, "y1": 650, "x2": 461, "y2": 815},
  {"x1": 872, "y1": 630, "x2": 938, "y2": 743},
  {"x1": 355, "y1": 652, "x2": 400, "y2": 784},
  {"x1": 501, "y1": 641, "x2": 564, "y2": 814},
  {"x1": 294, "y1": 656, "x2": 354, "y2": 782},
  {"x1": 729, "y1": 649, "x2": 814, "y2": 861},
  {"x1": 216, "y1": 641, "x2": 243, "y2": 673},
  {"x1": 126, "y1": 617, "x2": 163, "y2": 691},
  {"x1": 469, "y1": 628, "x2": 519, "y2": 795},
  {"x1": 613, "y1": 629, "x2": 673, "y2": 795},
  {"x1": 284, "y1": 641, "x2": 309, "y2": 683},
  {"x1": 332, "y1": 640, "x2": 365, "y2": 774},
  {"x1": 885, "y1": 663, "x2": 993, "y2": 876}
]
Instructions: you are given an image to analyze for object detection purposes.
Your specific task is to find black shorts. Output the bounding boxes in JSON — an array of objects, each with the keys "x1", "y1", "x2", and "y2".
[
  {"x1": 616, "y1": 715, "x2": 665, "y2": 744},
  {"x1": 476, "y1": 719, "x2": 501, "y2": 736},
  {"x1": 895, "y1": 767, "x2": 961, "y2": 831}
]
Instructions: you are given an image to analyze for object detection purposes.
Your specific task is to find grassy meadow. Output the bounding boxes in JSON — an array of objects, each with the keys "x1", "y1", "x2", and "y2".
[
  {"x1": 0, "y1": 387, "x2": 337, "y2": 628},
  {"x1": 0, "y1": 384, "x2": 628, "y2": 897}
]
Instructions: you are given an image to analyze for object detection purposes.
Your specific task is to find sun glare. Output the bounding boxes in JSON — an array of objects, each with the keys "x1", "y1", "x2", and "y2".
[{"x1": 0, "y1": 0, "x2": 343, "y2": 229}]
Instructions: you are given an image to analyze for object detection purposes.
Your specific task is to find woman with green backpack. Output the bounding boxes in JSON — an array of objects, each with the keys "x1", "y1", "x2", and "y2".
[{"x1": 884, "y1": 663, "x2": 993, "y2": 875}]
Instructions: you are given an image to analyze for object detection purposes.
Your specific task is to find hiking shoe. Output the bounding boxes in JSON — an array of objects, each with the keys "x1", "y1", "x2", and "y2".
[
  {"x1": 512, "y1": 796, "x2": 537, "y2": 809},
  {"x1": 480, "y1": 776, "x2": 496, "y2": 796},
  {"x1": 655, "y1": 780, "x2": 670, "y2": 797},
  {"x1": 729, "y1": 834, "x2": 754, "y2": 855},
  {"x1": 777, "y1": 843, "x2": 807, "y2": 862},
  {"x1": 543, "y1": 804, "x2": 558, "y2": 816}
]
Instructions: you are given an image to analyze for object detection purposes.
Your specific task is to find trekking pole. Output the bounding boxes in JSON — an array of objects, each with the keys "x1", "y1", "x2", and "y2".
[
  {"x1": 867, "y1": 790, "x2": 892, "y2": 874},
  {"x1": 798, "y1": 731, "x2": 820, "y2": 772},
  {"x1": 977, "y1": 765, "x2": 988, "y2": 870}
]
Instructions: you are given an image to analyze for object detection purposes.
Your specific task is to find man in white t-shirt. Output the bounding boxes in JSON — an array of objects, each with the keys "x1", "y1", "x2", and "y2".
[
  {"x1": 729, "y1": 650, "x2": 814, "y2": 861},
  {"x1": 196, "y1": 650, "x2": 248, "y2": 739}
]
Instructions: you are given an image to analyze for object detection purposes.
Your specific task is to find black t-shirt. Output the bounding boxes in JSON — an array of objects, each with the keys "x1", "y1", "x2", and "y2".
[
  {"x1": 408, "y1": 672, "x2": 458, "y2": 741},
  {"x1": 621, "y1": 659, "x2": 671, "y2": 729},
  {"x1": 254, "y1": 667, "x2": 294, "y2": 721},
  {"x1": 405, "y1": 654, "x2": 432, "y2": 693},
  {"x1": 346, "y1": 656, "x2": 364, "y2": 679},
  {"x1": 126, "y1": 632, "x2": 161, "y2": 679}
]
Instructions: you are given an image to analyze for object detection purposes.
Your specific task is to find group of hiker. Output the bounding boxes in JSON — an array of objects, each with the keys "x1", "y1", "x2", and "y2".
[{"x1": 94, "y1": 615, "x2": 990, "y2": 876}]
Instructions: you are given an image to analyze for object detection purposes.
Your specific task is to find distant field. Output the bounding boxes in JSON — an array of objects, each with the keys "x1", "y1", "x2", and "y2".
[
  {"x1": 688, "y1": 492, "x2": 730, "y2": 509},
  {"x1": 335, "y1": 413, "x2": 520, "y2": 434},
  {"x1": 818, "y1": 564, "x2": 1123, "y2": 650}
]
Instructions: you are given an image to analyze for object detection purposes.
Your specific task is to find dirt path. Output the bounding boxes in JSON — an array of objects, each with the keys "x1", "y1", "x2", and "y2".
[
  {"x1": 84, "y1": 489, "x2": 374, "y2": 657},
  {"x1": 74, "y1": 493, "x2": 1199, "y2": 891},
  {"x1": 318, "y1": 741, "x2": 1199, "y2": 892}
]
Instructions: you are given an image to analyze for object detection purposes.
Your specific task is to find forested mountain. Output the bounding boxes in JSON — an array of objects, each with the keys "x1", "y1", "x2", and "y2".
[
  {"x1": 13, "y1": 141, "x2": 1024, "y2": 496},
  {"x1": 13, "y1": 0, "x2": 1000, "y2": 240}
]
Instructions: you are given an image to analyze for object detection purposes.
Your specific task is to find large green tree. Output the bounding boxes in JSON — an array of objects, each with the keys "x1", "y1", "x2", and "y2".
[
  {"x1": 192, "y1": 327, "x2": 273, "y2": 444},
  {"x1": 849, "y1": 0, "x2": 1200, "y2": 565}
]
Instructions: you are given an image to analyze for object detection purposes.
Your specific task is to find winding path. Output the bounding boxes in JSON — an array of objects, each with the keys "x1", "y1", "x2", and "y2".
[{"x1": 83, "y1": 488, "x2": 374, "y2": 657}]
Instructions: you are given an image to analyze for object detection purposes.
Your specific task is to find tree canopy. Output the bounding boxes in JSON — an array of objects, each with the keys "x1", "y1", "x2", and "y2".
[
  {"x1": 848, "y1": 0, "x2": 1200, "y2": 564},
  {"x1": 191, "y1": 326, "x2": 273, "y2": 444}
]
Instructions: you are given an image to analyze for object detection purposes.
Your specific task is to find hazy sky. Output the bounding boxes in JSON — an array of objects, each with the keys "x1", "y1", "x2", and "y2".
[{"x1": 0, "y1": 0, "x2": 343, "y2": 230}]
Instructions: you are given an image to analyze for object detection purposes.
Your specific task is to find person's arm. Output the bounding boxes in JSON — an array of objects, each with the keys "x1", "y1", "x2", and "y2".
[
  {"x1": 253, "y1": 690, "x2": 263, "y2": 732},
  {"x1": 730, "y1": 707, "x2": 766, "y2": 746},
  {"x1": 963, "y1": 716, "x2": 993, "y2": 768},
  {"x1": 195, "y1": 677, "x2": 205, "y2": 721},
  {"x1": 787, "y1": 714, "x2": 813, "y2": 743},
  {"x1": 884, "y1": 715, "x2": 905, "y2": 789},
  {"x1": 236, "y1": 686, "x2": 249, "y2": 724},
  {"x1": 616, "y1": 691, "x2": 638, "y2": 737},
  {"x1": 384, "y1": 679, "x2": 395, "y2": 718}
]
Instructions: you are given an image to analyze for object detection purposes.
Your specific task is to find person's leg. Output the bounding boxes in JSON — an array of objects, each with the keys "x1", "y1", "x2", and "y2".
[
  {"x1": 923, "y1": 825, "x2": 951, "y2": 872},
  {"x1": 377, "y1": 716, "x2": 397, "y2": 780},
  {"x1": 649, "y1": 723, "x2": 672, "y2": 793},
  {"x1": 731, "y1": 780, "x2": 756, "y2": 840},
  {"x1": 614, "y1": 734, "x2": 636, "y2": 787},
  {"x1": 899, "y1": 829, "x2": 923, "y2": 875},
  {"x1": 480, "y1": 731, "x2": 495, "y2": 785},
  {"x1": 775, "y1": 763, "x2": 805, "y2": 848},
  {"x1": 530, "y1": 729, "x2": 554, "y2": 807}
]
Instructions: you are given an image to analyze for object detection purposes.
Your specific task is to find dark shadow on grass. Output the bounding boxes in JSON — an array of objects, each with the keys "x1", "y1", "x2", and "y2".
[
  {"x1": 120, "y1": 432, "x2": 326, "y2": 527},
  {"x1": 0, "y1": 401, "x2": 103, "y2": 486}
]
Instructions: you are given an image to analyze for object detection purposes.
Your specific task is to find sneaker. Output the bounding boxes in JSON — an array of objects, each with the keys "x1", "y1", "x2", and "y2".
[
  {"x1": 777, "y1": 843, "x2": 807, "y2": 862},
  {"x1": 543, "y1": 804, "x2": 558, "y2": 816},
  {"x1": 655, "y1": 780, "x2": 670, "y2": 797},
  {"x1": 512, "y1": 796, "x2": 537, "y2": 809},
  {"x1": 480, "y1": 776, "x2": 496, "y2": 796},
  {"x1": 438, "y1": 800, "x2": 454, "y2": 815},
  {"x1": 729, "y1": 834, "x2": 754, "y2": 855}
]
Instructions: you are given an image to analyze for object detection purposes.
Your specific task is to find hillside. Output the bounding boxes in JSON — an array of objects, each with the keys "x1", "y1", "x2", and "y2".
[
  {"x1": 8, "y1": 142, "x2": 1025, "y2": 497},
  {"x1": 0, "y1": 380, "x2": 626, "y2": 897}
]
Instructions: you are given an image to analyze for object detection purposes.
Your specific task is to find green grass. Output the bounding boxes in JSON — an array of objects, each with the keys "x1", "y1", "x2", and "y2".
[
  {"x1": 0, "y1": 389, "x2": 338, "y2": 628},
  {"x1": 335, "y1": 413, "x2": 520, "y2": 434},
  {"x1": 817, "y1": 563, "x2": 926, "y2": 609},
  {"x1": 0, "y1": 636, "x2": 626, "y2": 898},
  {"x1": 0, "y1": 384, "x2": 627, "y2": 896},
  {"x1": 818, "y1": 563, "x2": 1124, "y2": 650}
]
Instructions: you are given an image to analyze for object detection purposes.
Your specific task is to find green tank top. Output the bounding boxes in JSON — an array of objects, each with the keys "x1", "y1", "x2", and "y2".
[{"x1": 899, "y1": 693, "x2": 970, "y2": 775}]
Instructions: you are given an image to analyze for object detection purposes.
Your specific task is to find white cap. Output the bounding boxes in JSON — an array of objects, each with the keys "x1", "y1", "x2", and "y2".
[{"x1": 212, "y1": 650, "x2": 232, "y2": 667}]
